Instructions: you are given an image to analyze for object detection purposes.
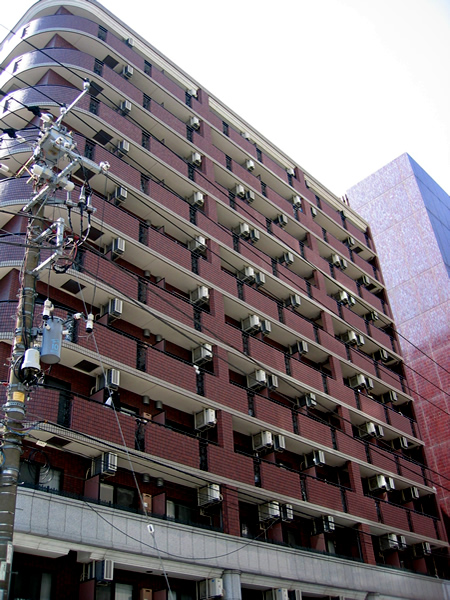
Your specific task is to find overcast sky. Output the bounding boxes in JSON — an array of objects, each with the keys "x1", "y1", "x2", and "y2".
[{"x1": 2, "y1": 0, "x2": 450, "y2": 197}]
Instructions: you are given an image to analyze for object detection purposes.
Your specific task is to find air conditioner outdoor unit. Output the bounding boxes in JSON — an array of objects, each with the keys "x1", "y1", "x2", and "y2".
[
  {"x1": 247, "y1": 369, "x2": 268, "y2": 390},
  {"x1": 367, "y1": 311, "x2": 379, "y2": 322},
  {"x1": 379, "y1": 533, "x2": 400, "y2": 551},
  {"x1": 348, "y1": 295, "x2": 357, "y2": 306},
  {"x1": 120, "y1": 99, "x2": 131, "y2": 114},
  {"x1": 348, "y1": 373, "x2": 366, "y2": 389},
  {"x1": 255, "y1": 271, "x2": 265, "y2": 286},
  {"x1": 286, "y1": 167, "x2": 295, "y2": 176},
  {"x1": 190, "y1": 152, "x2": 202, "y2": 167},
  {"x1": 412, "y1": 542, "x2": 431, "y2": 558},
  {"x1": 305, "y1": 450, "x2": 326, "y2": 468},
  {"x1": 96, "y1": 368, "x2": 121, "y2": 391},
  {"x1": 258, "y1": 501, "x2": 280, "y2": 521},
  {"x1": 118, "y1": 139, "x2": 129, "y2": 154},
  {"x1": 365, "y1": 377, "x2": 374, "y2": 390},
  {"x1": 245, "y1": 190, "x2": 255, "y2": 202},
  {"x1": 192, "y1": 343, "x2": 213, "y2": 365},
  {"x1": 112, "y1": 237, "x2": 126, "y2": 256},
  {"x1": 281, "y1": 504, "x2": 294, "y2": 522},
  {"x1": 241, "y1": 131, "x2": 250, "y2": 140},
  {"x1": 238, "y1": 266, "x2": 256, "y2": 283},
  {"x1": 189, "y1": 116, "x2": 201, "y2": 130},
  {"x1": 401, "y1": 486, "x2": 420, "y2": 503},
  {"x1": 187, "y1": 88, "x2": 197, "y2": 97},
  {"x1": 199, "y1": 578, "x2": 224, "y2": 599},
  {"x1": 285, "y1": 293, "x2": 301, "y2": 308},
  {"x1": 373, "y1": 349, "x2": 389, "y2": 362},
  {"x1": 311, "y1": 206, "x2": 317, "y2": 218},
  {"x1": 241, "y1": 314, "x2": 261, "y2": 333},
  {"x1": 194, "y1": 408, "x2": 217, "y2": 431},
  {"x1": 234, "y1": 184, "x2": 246, "y2": 198},
  {"x1": 267, "y1": 374, "x2": 278, "y2": 389},
  {"x1": 297, "y1": 393, "x2": 317, "y2": 408},
  {"x1": 92, "y1": 452, "x2": 118, "y2": 476},
  {"x1": 197, "y1": 483, "x2": 221, "y2": 506},
  {"x1": 114, "y1": 186, "x2": 128, "y2": 203},
  {"x1": 292, "y1": 195, "x2": 302, "y2": 208},
  {"x1": 122, "y1": 65, "x2": 134, "y2": 78},
  {"x1": 346, "y1": 236, "x2": 356, "y2": 248},
  {"x1": 108, "y1": 298, "x2": 123, "y2": 318},
  {"x1": 275, "y1": 214, "x2": 288, "y2": 228},
  {"x1": 260, "y1": 319, "x2": 272, "y2": 336},
  {"x1": 381, "y1": 390, "x2": 398, "y2": 403},
  {"x1": 361, "y1": 422, "x2": 384, "y2": 438},
  {"x1": 246, "y1": 159, "x2": 255, "y2": 171},
  {"x1": 368, "y1": 475, "x2": 395, "y2": 492},
  {"x1": 250, "y1": 229, "x2": 260, "y2": 243},
  {"x1": 340, "y1": 258, "x2": 348, "y2": 270},
  {"x1": 252, "y1": 430, "x2": 273, "y2": 451},
  {"x1": 235, "y1": 222, "x2": 250, "y2": 238},
  {"x1": 355, "y1": 334, "x2": 365, "y2": 346},
  {"x1": 312, "y1": 515, "x2": 335, "y2": 535},
  {"x1": 334, "y1": 290, "x2": 349, "y2": 304},
  {"x1": 391, "y1": 436, "x2": 409, "y2": 450},
  {"x1": 342, "y1": 330, "x2": 357, "y2": 345},
  {"x1": 290, "y1": 340, "x2": 309, "y2": 355},
  {"x1": 273, "y1": 434, "x2": 286, "y2": 451},
  {"x1": 188, "y1": 235, "x2": 207, "y2": 253},
  {"x1": 190, "y1": 285, "x2": 210, "y2": 305},
  {"x1": 331, "y1": 253, "x2": 341, "y2": 267},
  {"x1": 358, "y1": 275, "x2": 370, "y2": 287},
  {"x1": 95, "y1": 559, "x2": 114, "y2": 582},
  {"x1": 189, "y1": 191, "x2": 204, "y2": 207},
  {"x1": 281, "y1": 252, "x2": 294, "y2": 265},
  {"x1": 126, "y1": 37, "x2": 134, "y2": 47}
]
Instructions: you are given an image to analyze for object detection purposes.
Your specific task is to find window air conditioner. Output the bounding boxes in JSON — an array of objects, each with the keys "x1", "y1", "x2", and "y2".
[
  {"x1": 120, "y1": 99, "x2": 131, "y2": 114},
  {"x1": 189, "y1": 285, "x2": 210, "y2": 306},
  {"x1": 238, "y1": 266, "x2": 256, "y2": 283},
  {"x1": 250, "y1": 229, "x2": 260, "y2": 243},
  {"x1": 189, "y1": 191, "x2": 204, "y2": 207},
  {"x1": 290, "y1": 340, "x2": 309, "y2": 355},
  {"x1": 292, "y1": 195, "x2": 302, "y2": 208},
  {"x1": 234, "y1": 184, "x2": 246, "y2": 198},
  {"x1": 197, "y1": 483, "x2": 221, "y2": 506},
  {"x1": 241, "y1": 314, "x2": 261, "y2": 333},
  {"x1": 401, "y1": 486, "x2": 420, "y2": 503},
  {"x1": 312, "y1": 515, "x2": 335, "y2": 535},
  {"x1": 252, "y1": 430, "x2": 273, "y2": 451},
  {"x1": 280, "y1": 504, "x2": 294, "y2": 522},
  {"x1": 188, "y1": 235, "x2": 207, "y2": 253},
  {"x1": 331, "y1": 253, "x2": 341, "y2": 267},
  {"x1": 246, "y1": 159, "x2": 255, "y2": 171},
  {"x1": 267, "y1": 374, "x2": 278, "y2": 389},
  {"x1": 285, "y1": 294, "x2": 301, "y2": 308},
  {"x1": 348, "y1": 373, "x2": 366, "y2": 389},
  {"x1": 286, "y1": 167, "x2": 295, "y2": 176},
  {"x1": 95, "y1": 559, "x2": 114, "y2": 582},
  {"x1": 368, "y1": 475, "x2": 395, "y2": 492},
  {"x1": 118, "y1": 139, "x2": 129, "y2": 154},
  {"x1": 412, "y1": 542, "x2": 431, "y2": 558},
  {"x1": 114, "y1": 186, "x2": 128, "y2": 203},
  {"x1": 361, "y1": 422, "x2": 384, "y2": 438},
  {"x1": 391, "y1": 436, "x2": 409, "y2": 450},
  {"x1": 358, "y1": 275, "x2": 370, "y2": 287},
  {"x1": 192, "y1": 343, "x2": 213, "y2": 365},
  {"x1": 379, "y1": 533, "x2": 400, "y2": 551},
  {"x1": 122, "y1": 65, "x2": 134, "y2": 78},
  {"x1": 381, "y1": 390, "x2": 398, "y2": 403},
  {"x1": 297, "y1": 393, "x2": 317, "y2": 408},
  {"x1": 235, "y1": 222, "x2": 251, "y2": 238},
  {"x1": 108, "y1": 298, "x2": 123, "y2": 318},
  {"x1": 281, "y1": 252, "x2": 294, "y2": 265},
  {"x1": 199, "y1": 578, "x2": 224, "y2": 599},
  {"x1": 96, "y1": 368, "x2": 121, "y2": 391},
  {"x1": 247, "y1": 369, "x2": 268, "y2": 390},
  {"x1": 190, "y1": 152, "x2": 202, "y2": 167},
  {"x1": 258, "y1": 501, "x2": 280, "y2": 521},
  {"x1": 245, "y1": 190, "x2": 255, "y2": 202},
  {"x1": 92, "y1": 452, "x2": 118, "y2": 476},
  {"x1": 194, "y1": 408, "x2": 217, "y2": 431},
  {"x1": 254, "y1": 271, "x2": 265, "y2": 286},
  {"x1": 261, "y1": 320, "x2": 272, "y2": 336},
  {"x1": 275, "y1": 214, "x2": 288, "y2": 228},
  {"x1": 334, "y1": 290, "x2": 349, "y2": 304},
  {"x1": 273, "y1": 434, "x2": 286, "y2": 451},
  {"x1": 112, "y1": 237, "x2": 126, "y2": 257},
  {"x1": 189, "y1": 116, "x2": 201, "y2": 130},
  {"x1": 311, "y1": 206, "x2": 317, "y2": 218},
  {"x1": 305, "y1": 450, "x2": 326, "y2": 468},
  {"x1": 367, "y1": 311, "x2": 379, "y2": 322}
]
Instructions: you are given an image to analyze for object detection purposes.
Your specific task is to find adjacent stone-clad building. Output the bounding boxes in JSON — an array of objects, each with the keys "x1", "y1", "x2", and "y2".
[{"x1": 0, "y1": 2, "x2": 448, "y2": 599}]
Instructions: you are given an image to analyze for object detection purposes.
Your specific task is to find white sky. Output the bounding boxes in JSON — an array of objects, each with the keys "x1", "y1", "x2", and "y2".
[{"x1": 2, "y1": 0, "x2": 450, "y2": 197}]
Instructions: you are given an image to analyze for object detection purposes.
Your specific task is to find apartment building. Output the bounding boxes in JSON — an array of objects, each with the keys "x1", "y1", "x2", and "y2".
[{"x1": 0, "y1": 2, "x2": 448, "y2": 599}]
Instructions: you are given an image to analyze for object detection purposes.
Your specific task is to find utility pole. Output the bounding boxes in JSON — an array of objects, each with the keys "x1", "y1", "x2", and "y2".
[{"x1": 0, "y1": 81, "x2": 110, "y2": 599}]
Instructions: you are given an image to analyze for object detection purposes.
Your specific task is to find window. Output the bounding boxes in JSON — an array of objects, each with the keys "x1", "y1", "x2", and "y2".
[
  {"x1": 84, "y1": 141, "x2": 95, "y2": 160},
  {"x1": 94, "y1": 59, "x2": 104, "y2": 76},
  {"x1": 185, "y1": 91, "x2": 192, "y2": 107},
  {"x1": 142, "y1": 130, "x2": 150, "y2": 150},
  {"x1": 222, "y1": 121, "x2": 229, "y2": 136},
  {"x1": 140, "y1": 174, "x2": 149, "y2": 194},
  {"x1": 100, "y1": 482, "x2": 136, "y2": 509},
  {"x1": 256, "y1": 148, "x2": 262, "y2": 162},
  {"x1": 144, "y1": 60, "x2": 152, "y2": 76},
  {"x1": 19, "y1": 462, "x2": 62, "y2": 491},
  {"x1": 143, "y1": 93, "x2": 151, "y2": 110},
  {"x1": 98, "y1": 25, "x2": 107, "y2": 41},
  {"x1": 89, "y1": 96, "x2": 99, "y2": 115}
]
